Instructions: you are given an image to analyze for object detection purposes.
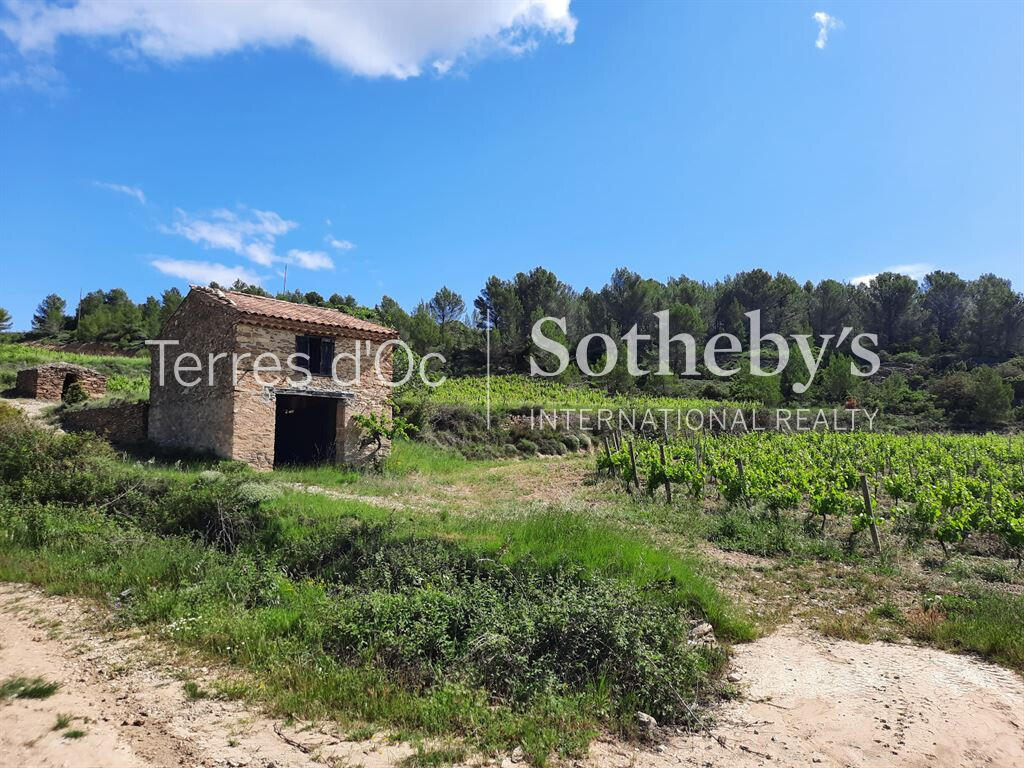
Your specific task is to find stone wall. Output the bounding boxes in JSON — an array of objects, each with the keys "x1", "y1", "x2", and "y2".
[
  {"x1": 62, "y1": 401, "x2": 149, "y2": 445},
  {"x1": 147, "y1": 291, "x2": 396, "y2": 471},
  {"x1": 147, "y1": 291, "x2": 236, "y2": 458},
  {"x1": 15, "y1": 363, "x2": 107, "y2": 401},
  {"x1": 232, "y1": 323, "x2": 394, "y2": 469}
]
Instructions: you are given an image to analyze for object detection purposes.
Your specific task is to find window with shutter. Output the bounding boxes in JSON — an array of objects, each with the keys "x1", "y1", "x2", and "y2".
[{"x1": 294, "y1": 335, "x2": 335, "y2": 377}]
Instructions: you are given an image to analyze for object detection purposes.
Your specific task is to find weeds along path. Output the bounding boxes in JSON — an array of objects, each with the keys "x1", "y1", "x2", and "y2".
[
  {"x1": 278, "y1": 455, "x2": 600, "y2": 516},
  {"x1": 5, "y1": 398, "x2": 62, "y2": 431},
  {"x1": 590, "y1": 626, "x2": 1024, "y2": 768},
  {"x1": 2, "y1": 581, "x2": 1021, "y2": 768},
  {"x1": 0, "y1": 583, "x2": 421, "y2": 768}
]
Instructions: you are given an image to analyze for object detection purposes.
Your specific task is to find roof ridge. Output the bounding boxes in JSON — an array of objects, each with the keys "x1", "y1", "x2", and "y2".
[{"x1": 217, "y1": 289, "x2": 398, "y2": 338}]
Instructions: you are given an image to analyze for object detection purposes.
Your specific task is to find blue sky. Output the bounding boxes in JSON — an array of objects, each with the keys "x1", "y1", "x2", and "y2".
[{"x1": 1, "y1": 0, "x2": 1021, "y2": 329}]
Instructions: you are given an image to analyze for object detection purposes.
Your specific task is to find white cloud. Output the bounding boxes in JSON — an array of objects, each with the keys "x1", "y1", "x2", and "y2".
[
  {"x1": 812, "y1": 11, "x2": 843, "y2": 50},
  {"x1": 166, "y1": 205, "x2": 297, "y2": 266},
  {"x1": 164, "y1": 204, "x2": 334, "y2": 271},
  {"x1": 326, "y1": 236, "x2": 355, "y2": 251},
  {"x1": 0, "y1": 58, "x2": 64, "y2": 91},
  {"x1": 0, "y1": 0, "x2": 576, "y2": 82},
  {"x1": 288, "y1": 249, "x2": 334, "y2": 270},
  {"x1": 93, "y1": 180, "x2": 146, "y2": 204},
  {"x1": 150, "y1": 258, "x2": 263, "y2": 286},
  {"x1": 850, "y1": 263, "x2": 935, "y2": 286}
]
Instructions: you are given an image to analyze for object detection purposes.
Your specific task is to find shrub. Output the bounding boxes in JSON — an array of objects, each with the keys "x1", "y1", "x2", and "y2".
[
  {"x1": 560, "y1": 434, "x2": 580, "y2": 452},
  {"x1": 62, "y1": 381, "x2": 89, "y2": 405},
  {"x1": 516, "y1": 439, "x2": 538, "y2": 455},
  {"x1": 319, "y1": 523, "x2": 721, "y2": 721},
  {"x1": 0, "y1": 415, "x2": 272, "y2": 552},
  {"x1": 970, "y1": 367, "x2": 1013, "y2": 425}
]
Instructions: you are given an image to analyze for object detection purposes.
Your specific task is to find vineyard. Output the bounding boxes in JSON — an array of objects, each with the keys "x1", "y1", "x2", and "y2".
[
  {"x1": 598, "y1": 431, "x2": 1024, "y2": 564},
  {"x1": 397, "y1": 373, "x2": 742, "y2": 412}
]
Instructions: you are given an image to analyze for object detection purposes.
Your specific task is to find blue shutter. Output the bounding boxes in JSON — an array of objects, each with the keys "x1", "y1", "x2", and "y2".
[
  {"x1": 320, "y1": 338, "x2": 335, "y2": 376},
  {"x1": 295, "y1": 335, "x2": 310, "y2": 374}
]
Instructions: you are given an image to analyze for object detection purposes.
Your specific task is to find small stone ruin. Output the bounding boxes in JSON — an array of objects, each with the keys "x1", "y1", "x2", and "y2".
[{"x1": 14, "y1": 362, "x2": 107, "y2": 401}]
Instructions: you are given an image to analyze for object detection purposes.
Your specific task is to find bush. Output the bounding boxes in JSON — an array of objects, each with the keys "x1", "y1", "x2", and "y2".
[
  {"x1": 971, "y1": 367, "x2": 1013, "y2": 425},
  {"x1": 930, "y1": 366, "x2": 1013, "y2": 426},
  {"x1": 516, "y1": 439, "x2": 538, "y2": 455},
  {"x1": 0, "y1": 412, "x2": 272, "y2": 552},
  {"x1": 62, "y1": 381, "x2": 89, "y2": 405},
  {"x1": 318, "y1": 522, "x2": 720, "y2": 721}
]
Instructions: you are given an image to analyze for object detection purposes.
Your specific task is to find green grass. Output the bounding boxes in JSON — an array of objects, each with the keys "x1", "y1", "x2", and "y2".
[
  {"x1": 0, "y1": 676, "x2": 61, "y2": 700},
  {"x1": 400, "y1": 745, "x2": 468, "y2": 768},
  {"x1": 262, "y1": 489, "x2": 752, "y2": 642},
  {"x1": 909, "y1": 592, "x2": 1024, "y2": 670},
  {"x1": 0, "y1": 342, "x2": 149, "y2": 398},
  {"x1": 0, "y1": 343, "x2": 147, "y2": 374},
  {"x1": 0, "y1": 410, "x2": 746, "y2": 765},
  {"x1": 398, "y1": 374, "x2": 740, "y2": 412},
  {"x1": 183, "y1": 681, "x2": 210, "y2": 700},
  {"x1": 63, "y1": 729, "x2": 87, "y2": 740},
  {"x1": 271, "y1": 440, "x2": 491, "y2": 488},
  {"x1": 53, "y1": 713, "x2": 73, "y2": 730}
]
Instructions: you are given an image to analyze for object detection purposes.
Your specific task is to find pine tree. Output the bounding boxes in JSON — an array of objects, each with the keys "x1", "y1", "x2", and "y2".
[{"x1": 32, "y1": 294, "x2": 66, "y2": 336}]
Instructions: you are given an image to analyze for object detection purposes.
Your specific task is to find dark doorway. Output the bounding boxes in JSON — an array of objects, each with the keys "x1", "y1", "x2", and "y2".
[{"x1": 273, "y1": 395, "x2": 338, "y2": 466}]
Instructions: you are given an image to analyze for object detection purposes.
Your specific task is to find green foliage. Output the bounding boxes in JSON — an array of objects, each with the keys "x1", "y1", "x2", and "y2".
[
  {"x1": 352, "y1": 407, "x2": 419, "y2": 454},
  {"x1": 0, "y1": 410, "x2": 746, "y2": 761},
  {"x1": 600, "y1": 430, "x2": 1024, "y2": 562},
  {"x1": 399, "y1": 374, "x2": 738, "y2": 413},
  {"x1": 0, "y1": 306, "x2": 12, "y2": 333},
  {"x1": 32, "y1": 293, "x2": 67, "y2": 336},
  {"x1": 730, "y1": 369, "x2": 782, "y2": 406},
  {"x1": 183, "y1": 681, "x2": 210, "y2": 700},
  {"x1": 930, "y1": 366, "x2": 1014, "y2": 426},
  {"x1": 908, "y1": 593, "x2": 1024, "y2": 670},
  {"x1": 0, "y1": 405, "x2": 271, "y2": 552},
  {"x1": 62, "y1": 380, "x2": 89, "y2": 404}
]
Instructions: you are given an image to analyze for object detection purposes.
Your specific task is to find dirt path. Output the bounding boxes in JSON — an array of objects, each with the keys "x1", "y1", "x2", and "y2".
[
  {"x1": 590, "y1": 627, "x2": 1024, "y2": 768},
  {"x1": 2, "y1": 583, "x2": 1021, "y2": 768},
  {"x1": 0, "y1": 583, "x2": 416, "y2": 768}
]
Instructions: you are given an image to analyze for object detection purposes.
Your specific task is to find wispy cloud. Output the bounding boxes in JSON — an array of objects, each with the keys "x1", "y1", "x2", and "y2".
[
  {"x1": 163, "y1": 204, "x2": 334, "y2": 271},
  {"x1": 850, "y1": 263, "x2": 935, "y2": 286},
  {"x1": 288, "y1": 249, "x2": 334, "y2": 271},
  {"x1": 813, "y1": 11, "x2": 843, "y2": 50},
  {"x1": 150, "y1": 258, "x2": 263, "y2": 286},
  {"x1": 93, "y1": 180, "x2": 146, "y2": 204},
  {"x1": 166, "y1": 205, "x2": 297, "y2": 266},
  {"x1": 326, "y1": 236, "x2": 355, "y2": 251},
  {"x1": 0, "y1": 0, "x2": 576, "y2": 87}
]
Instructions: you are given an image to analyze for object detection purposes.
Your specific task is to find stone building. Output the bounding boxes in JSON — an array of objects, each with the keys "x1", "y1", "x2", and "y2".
[
  {"x1": 15, "y1": 362, "x2": 107, "y2": 401},
  {"x1": 148, "y1": 286, "x2": 399, "y2": 470}
]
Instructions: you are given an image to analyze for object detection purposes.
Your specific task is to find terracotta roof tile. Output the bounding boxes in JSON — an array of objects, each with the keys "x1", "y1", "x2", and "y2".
[{"x1": 191, "y1": 286, "x2": 398, "y2": 339}]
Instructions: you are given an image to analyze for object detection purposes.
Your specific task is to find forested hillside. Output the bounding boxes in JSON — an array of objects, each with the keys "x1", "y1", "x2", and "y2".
[{"x1": 4, "y1": 266, "x2": 1023, "y2": 427}]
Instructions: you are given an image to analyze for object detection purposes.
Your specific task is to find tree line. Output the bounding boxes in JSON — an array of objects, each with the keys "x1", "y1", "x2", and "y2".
[
  {"x1": 12, "y1": 267, "x2": 1023, "y2": 362},
  {"x1": 6, "y1": 266, "x2": 1023, "y2": 423}
]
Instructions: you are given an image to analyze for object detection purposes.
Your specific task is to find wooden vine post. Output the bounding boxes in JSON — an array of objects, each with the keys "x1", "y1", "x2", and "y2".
[
  {"x1": 627, "y1": 439, "x2": 641, "y2": 493},
  {"x1": 859, "y1": 473, "x2": 882, "y2": 555},
  {"x1": 736, "y1": 457, "x2": 747, "y2": 506},
  {"x1": 659, "y1": 442, "x2": 672, "y2": 504},
  {"x1": 603, "y1": 435, "x2": 615, "y2": 477}
]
